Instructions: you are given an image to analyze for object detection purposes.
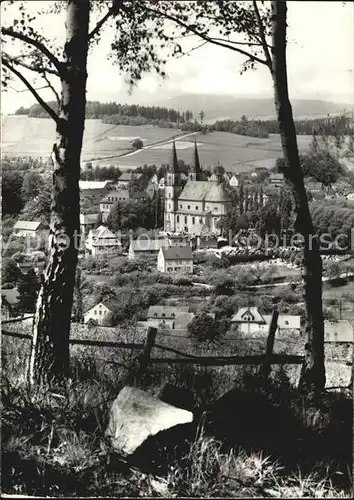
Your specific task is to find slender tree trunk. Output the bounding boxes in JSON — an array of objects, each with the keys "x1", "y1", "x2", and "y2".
[
  {"x1": 271, "y1": 0, "x2": 325, "y2": 393},
  {"x1": 29, "y1": 0, "x2": 89, "y2": 387}
]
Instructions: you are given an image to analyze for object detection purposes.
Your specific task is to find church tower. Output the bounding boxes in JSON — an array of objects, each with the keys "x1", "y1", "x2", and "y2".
[
  {"x1": 189, "y1": 140, "x2": 202, "y2": 181},
  {"x1": 164, "y1": 141, "x2": 183, "y2": 232}
]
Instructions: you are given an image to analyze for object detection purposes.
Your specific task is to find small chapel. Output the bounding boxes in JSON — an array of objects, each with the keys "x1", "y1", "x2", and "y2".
[{"x1": 164, "y1": 141, "x2": 232, "y2": 236}]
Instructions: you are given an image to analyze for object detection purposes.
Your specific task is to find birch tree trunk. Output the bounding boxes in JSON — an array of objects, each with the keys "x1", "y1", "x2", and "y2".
[
  {"x1": 271, "y1": 0, "x2": 325, "y2": 392},
  {"x1": 29, "y1": 0, "x2": 89, "y2": 387}
]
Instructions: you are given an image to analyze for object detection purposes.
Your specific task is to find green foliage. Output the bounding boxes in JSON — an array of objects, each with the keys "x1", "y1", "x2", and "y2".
[
  {"x1": 20, "y1": 177, "x2": 51, "y2": 225},
  {"x1": 2, "y1": 172, "x2": 23, "y2": 216},
  {"x1": 131, "y1": 138, "x2": 144, "y2": 150},
  {"x1": 310, "y1": 199, "x2": 354, "y2": 244},
  {"x1": 2, "y1": 258, "x2": 21, "y2": 285},
  {"x1": 17, "y1": 269, "x2": 40, "y2": 313},
  {"x1": 21, "y1": 172, "x2": 45, "y2": 203},
  {"x1": 210, "y1": 116, "x2": 269, "y2": 138},
  {"x1": 81, "y1": 164, "x2": 122, "y2": 182},
  {"x1": 187, "y1": 312, "x2": 217, "y2": 342},
  {"x1": 107, "y1": 197, "x2": 156, "y2": 231}
]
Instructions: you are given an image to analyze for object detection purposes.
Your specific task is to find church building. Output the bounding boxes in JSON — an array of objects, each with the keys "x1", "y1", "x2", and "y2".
[{"x1": 164, "y1": 141, "x2": 232, "y2": 236}]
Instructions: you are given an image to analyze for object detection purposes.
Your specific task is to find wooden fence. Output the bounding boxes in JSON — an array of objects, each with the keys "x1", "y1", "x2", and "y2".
[{"x1": 2, "y1": 310, "x2": 305, "y2": 377}]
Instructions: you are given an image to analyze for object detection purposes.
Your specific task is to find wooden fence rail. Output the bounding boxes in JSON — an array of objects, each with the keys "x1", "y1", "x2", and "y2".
[
  {"x1": 149, "y1": 354, "x2": 304, "y2": 366},
  {"x1": 2, "y1": 310, "x2": 304, "y2": 373}
]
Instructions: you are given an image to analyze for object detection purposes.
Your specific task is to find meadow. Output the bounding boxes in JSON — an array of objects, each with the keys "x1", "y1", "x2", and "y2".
[
  {"x1": 3, "y1": 116, "x2": 313, "y2": 171},
  {"x1": 1, "y1": 116, "x2": 180, "y2": 163}
]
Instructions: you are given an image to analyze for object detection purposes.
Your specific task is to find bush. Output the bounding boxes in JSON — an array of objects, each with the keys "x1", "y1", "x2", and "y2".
[{"x1": 132, "y1": 138, "x2": 144, "y2": 150}]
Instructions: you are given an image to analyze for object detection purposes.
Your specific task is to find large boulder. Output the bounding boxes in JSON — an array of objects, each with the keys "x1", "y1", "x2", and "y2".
[{"x1": 105, "y1": 386, "x2": 194, "y2": 471}]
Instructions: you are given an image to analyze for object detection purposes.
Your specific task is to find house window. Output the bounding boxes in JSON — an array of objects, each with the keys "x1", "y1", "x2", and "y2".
[
  {"x1": 167, "y1": 267, "x2": 173, "y2": 272},
  {"x1": 177, "y1": 215, "x2": 180, "y2": 223},
  {"x1": 184, "y1": 216, "x2": 187, "y2": 224},
  {"x1": 180, "y1": 204, "x2": 182, "y2": 209},
  {"x1": 192, "y1": 217, "x2": 195, "y2": 224},
  {"x1": 94, "y1": 310, "x2": 97, "y2": 315},
  {"x1": 214, "y1": 207, "x2": 218, "y2": 211},
  {"x1": 188, "y1": 205, "x2": 191, "y2": 209},
  {"x1": 199, "y1": 218, "x2": 203, "y2": 224},
  {"x1": 285, "y1": 320, "x2": 289, "y2": 325},
  {"x1": 195, "y1": 206, "x2": 199, "y2": 210}
]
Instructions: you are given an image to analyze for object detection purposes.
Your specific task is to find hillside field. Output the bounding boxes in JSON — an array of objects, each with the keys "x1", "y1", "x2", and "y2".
[{"x1": 2, "y1": 115, "x2": 313, "y2": 171}]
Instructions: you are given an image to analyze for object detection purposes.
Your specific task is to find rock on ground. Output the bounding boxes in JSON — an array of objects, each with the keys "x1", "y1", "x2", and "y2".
[{"x1": 105, "y1": 386, "x2": 194, "y2": 457}]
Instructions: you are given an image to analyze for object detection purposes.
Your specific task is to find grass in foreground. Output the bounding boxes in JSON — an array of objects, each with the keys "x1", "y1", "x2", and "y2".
[{"x1": 1, "y1": 343, "x2": 352, "y2": 497}]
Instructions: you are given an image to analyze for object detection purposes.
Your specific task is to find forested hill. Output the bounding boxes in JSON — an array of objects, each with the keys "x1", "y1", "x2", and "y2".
[
  {"x1": 15, "y1": 101, "x2": 194, "y2": 124},
  {"x1": 14, "y1": 100, "x2": 353, "y2": 137}
]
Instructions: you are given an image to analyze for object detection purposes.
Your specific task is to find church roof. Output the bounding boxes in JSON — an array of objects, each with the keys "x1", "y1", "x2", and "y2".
[{"x1": 178, "y1": 180, "x2": 232, "y2": 203}]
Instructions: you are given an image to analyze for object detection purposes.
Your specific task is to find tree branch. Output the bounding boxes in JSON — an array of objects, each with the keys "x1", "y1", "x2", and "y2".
[
  {"x1": 174, "y1": 40, "x2": 208, "y2": 60},
  {"x1": 1, "y1": 26, "x2": 63, "y2": 75},
  {"x1": 42, "y1": 73, "x2": 60, "y2": 109},
  {"x1": 88, "y1": 0, "x2": 123, "y2": 40},
  {"x1": 7, "y1": 55, "x2": 60, "y2": 77},
  {"x1": 2, "y1": 57, "x2": 59, "y2": 123},
  {"x1": 143, "y1": 5, "x2": 268, "y2": 66},
  {"x1": 252, "y1": 1, "x2": 273, "y2": 69},
  {"x1": 210, "y1": 37, "x2": 271, "y2": 48}
]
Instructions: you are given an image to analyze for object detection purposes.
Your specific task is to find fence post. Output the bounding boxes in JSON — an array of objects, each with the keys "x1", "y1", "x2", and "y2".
[
  {"x1": 135, "y1": 327, "x2": 157, "y2": 386},
  {"x1": 261, "y1": 309, "x2": 279, "y2": 380}
]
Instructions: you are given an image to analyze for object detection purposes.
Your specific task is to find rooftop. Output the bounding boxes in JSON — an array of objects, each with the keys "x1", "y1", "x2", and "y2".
[
  {"x1": 118, "y1": 172, "x2": 142, "y2": 182},
  {"x1": 147, "y1": 305, "x2": 190, "y2": 318},
  {"x1": 161, "y1": 246, "x2": 193, "y2": 261},
  {"x1": 79, "y1": 180, "x2": 112, "y2": 190},
  {"x1": 179, "y1": 180, "x2": 231, "y2": 203},
  {"x1": 13, "y1": 221, "x2": 42, "y2": 231},
  {"x1": 130, "y1": 239, "x2": 169, "y2": 252}
]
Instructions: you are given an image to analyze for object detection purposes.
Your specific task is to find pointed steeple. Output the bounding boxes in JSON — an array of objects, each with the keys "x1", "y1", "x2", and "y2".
[
  {"x1": 170, "y1": 140, "x2": 179, "y2": 172},
  {"x1": 189, "y1": 139, "x2": 202, "y2": 181},
  {"x1": 193, "y1": 139, "x2": 202, "y2": 180}
]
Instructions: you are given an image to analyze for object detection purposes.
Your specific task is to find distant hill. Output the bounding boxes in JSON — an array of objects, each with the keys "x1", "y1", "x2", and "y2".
[{"x1": 151, "y1": 95, "x2": 354, "y2": 121}]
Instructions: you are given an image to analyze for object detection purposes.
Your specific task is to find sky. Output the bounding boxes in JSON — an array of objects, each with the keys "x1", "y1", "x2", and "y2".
[{"x1": 1, "y1": 1, "x2": 354, "y2": 114}]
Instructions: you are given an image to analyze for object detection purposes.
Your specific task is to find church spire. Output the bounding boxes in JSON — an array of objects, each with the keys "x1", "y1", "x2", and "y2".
[
  {"x1": 189, "y1": 139, "x2": 202, "y2": 181},
  {"x1": 170, "y1": 140, "x2": 179, "y2": 172},
  {"x1": 194, "y1": 140, "x2": 202, "y2": 179}
]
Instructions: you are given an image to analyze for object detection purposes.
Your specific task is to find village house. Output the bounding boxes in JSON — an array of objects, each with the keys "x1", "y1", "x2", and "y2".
[
  {"x1": 269, "y1": 173, "x2": 285, "y2": 188},
  {"x1": 157, "y1": 245, "x2": 194, "y2": 274},
  {"x1": 128, "y1": 238, "x2": 170, "y2": 260},
  {"x1": 99, "y1": 190, "x2": 130, "y2": 220},
  {"x1": 144, "y1": 305, "x2": 194, "y2": 330},
  {"x1": 307, "y1": 181, "x2": 323, "y2": 194},
  {"x1": 116, "y1": 171, "x2": 142, "y2": 187},
  {"x1": 86, "y1": 225, "x2": 121, "y2": 257},
  {"x1": 80, "y1": 213, "x2": 99, "y2": 235},
  {"x1": 84, "y1": 300, "x2": 119, "y2": 326},
  {"x1": 324, "y1": 320, "x2": 353, "y2": 343},
  {"x1": 229, "y1": 306, "x2": 300, "y2": 336},
  {"x1": 79, "y1": 180, "x2": 113, "y2": 204},
  {"x1": 13, "y1": 220, "x2": 44, "y2": 238},
  {"x1": 208, "y1": 172, "x2": 218, "y2": 182},
  {"x1": 229, "y1": 174, "x2": 239, "y2": 187}
]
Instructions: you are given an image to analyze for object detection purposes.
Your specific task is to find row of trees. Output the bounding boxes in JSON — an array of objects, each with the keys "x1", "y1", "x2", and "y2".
[
  {"x1": 249, "y1": 114, "x2": 354, "y2": 136},
  {"x1": 80, "y1": 163, "x2": 122, "y2": 182},
  {"x1": 211, "y1": 115, "x2": 269, "y2": 138},
  {"x1": 15, "y1": 100, "x2": 196, "y2": 123}
]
